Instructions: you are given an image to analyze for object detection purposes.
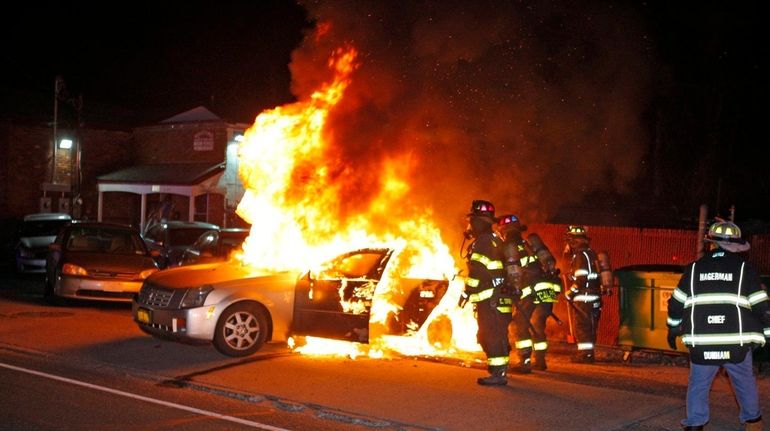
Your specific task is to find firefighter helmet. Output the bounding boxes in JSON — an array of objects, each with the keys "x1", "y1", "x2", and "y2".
[
  {"x1": 705, "y1": 220, "x2": 750, "y2": 252},
  {"x1": 564, "y1": 225, "x2": 589, "y2": 249},
  {"x1": 565, "y1": 225, "x2": 588, "y2": 239},
  {"x1": 497, "y1": 214, "x2": 526, "y2": 232},
  {"x1": 467, "y1": 200, "x2": 496, "y2": 219}
]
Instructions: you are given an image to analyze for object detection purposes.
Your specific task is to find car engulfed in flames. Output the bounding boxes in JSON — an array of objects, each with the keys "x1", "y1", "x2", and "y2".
[
  {"x1": 131, "y1": 40, "x2": 489, "y2": 361},
  {"x1": 132, "y1": 246, "x2": 454, "y2": 357}
]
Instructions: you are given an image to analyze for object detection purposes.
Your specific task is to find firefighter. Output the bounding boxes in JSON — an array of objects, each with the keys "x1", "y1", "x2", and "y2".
[
  {"x1": 458, "y1": 200, "x2": 512, "y2": 386},
  {"x1": 667, "y1": 220, "x2": 770, "y2": 431},
  {"x1": 497, "y1": 214, "x2": 561, "y2": 373},
  {"x1": 563, "y1": 225, "x2": 603, "y2": 363}
]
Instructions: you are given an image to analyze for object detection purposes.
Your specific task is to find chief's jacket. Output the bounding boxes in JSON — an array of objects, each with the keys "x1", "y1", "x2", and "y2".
[{"x1": 667, "y1": 248, "x2": 770, "y2": 365}]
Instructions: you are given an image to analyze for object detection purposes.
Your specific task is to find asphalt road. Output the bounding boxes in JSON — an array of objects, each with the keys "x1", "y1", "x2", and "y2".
[{"x1": 1, "y1": 269, "x2": 768, "y2": 430}]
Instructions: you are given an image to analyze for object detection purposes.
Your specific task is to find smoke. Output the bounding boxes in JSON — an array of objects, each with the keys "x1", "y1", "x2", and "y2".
[{"x1": 290, "y1": 0, "x2": 651, "y2": 242}]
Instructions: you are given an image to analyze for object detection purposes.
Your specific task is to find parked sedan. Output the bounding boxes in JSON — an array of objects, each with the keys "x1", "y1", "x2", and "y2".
[
  {"x1": 143, "y1": 220, "x2": 220, "y2": 269},
  {"x1": 179, "y1": 228, "x2": 249, "y2": 266},
  {"x1": 45, "y1": 222, "x2": 159, "y2": 303},
  {"x1": 133, "y1": 247, "x2": 450, "y2": 357},
  {"x1": 14, "y1": 212, "x2": 72, "y2": 273}
]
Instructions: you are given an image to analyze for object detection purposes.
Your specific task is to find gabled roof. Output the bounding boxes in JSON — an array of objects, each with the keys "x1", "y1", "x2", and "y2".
[
  {"x1": 97, "y1": 162, "x2": 225, "y2": 185},
  {"x1": 160, "y1": 106, "x2": 221, "y2": 124}
]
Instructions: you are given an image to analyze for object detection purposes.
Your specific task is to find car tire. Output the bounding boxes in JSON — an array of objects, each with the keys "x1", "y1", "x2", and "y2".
[
  {"x1": 213, "y1": 302, "x2": 269, "y2": 357},
  {"x1": 43, "y1": 269, "x2": 60, "y2": 305}
]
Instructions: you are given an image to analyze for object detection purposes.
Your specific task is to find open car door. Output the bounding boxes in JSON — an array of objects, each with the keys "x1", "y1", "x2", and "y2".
[{"x1": 291, "y1": 248, "x2": 392, "y2": 343}]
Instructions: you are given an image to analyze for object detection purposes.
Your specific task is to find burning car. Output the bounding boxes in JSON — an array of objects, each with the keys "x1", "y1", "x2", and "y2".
[{"x1": 132, "y1": 247, "x2": 450, "y2": 357}]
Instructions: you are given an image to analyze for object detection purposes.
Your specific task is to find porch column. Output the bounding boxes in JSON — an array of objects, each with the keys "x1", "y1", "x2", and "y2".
[
  {"x1": 188, "y1": 192, "x2": 195, "y2": 222},
  {"x1": 97, "y1": 191, "x2": 103, "y2": 222},
  {"x1": 140, "y1": 193, "x2": 147, "y2": 233}
]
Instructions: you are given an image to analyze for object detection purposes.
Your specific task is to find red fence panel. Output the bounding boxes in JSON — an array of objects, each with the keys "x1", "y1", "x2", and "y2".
[{"x1": 529, "y1": 223, "x2": 770, "y2": 348}]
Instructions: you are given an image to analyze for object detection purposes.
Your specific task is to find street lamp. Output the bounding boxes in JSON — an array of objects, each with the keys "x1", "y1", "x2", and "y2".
[{"x1": 58, "y1": 138, "x2": 73, "y2": 149}]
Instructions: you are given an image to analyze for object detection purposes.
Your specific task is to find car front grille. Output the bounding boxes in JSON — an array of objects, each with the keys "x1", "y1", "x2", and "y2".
[
  {"x1": 136, "y1": 282, "x2": 183, "y2": 309},
  {"x1": 32, "y1": 247, "x2": 49, "y2": 259},
  {"x1": 89, "y1": 270, "x2": 138, "y2": 280},
  {"x1": 77, "y1": 290, "x2": 135, "y2": 300}
]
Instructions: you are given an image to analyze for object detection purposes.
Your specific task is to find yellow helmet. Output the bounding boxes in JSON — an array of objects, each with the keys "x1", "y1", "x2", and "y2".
[
  {"x1": 705, "y1": 220, "x2": 750, "y2": 252},
  {"x1": 565, "y1": 225, "x2": 588, "y2": 238}
]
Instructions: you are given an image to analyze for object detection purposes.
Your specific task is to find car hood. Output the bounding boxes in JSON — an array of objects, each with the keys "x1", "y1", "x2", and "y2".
[
  {"x1": 147, "y1": 261, "x2": 301, "y2": 288},
  {"x1": 64, "y1": 252, "x2": 158, "y2": 272}
]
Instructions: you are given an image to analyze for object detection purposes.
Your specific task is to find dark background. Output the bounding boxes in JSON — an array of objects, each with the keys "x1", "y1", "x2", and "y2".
[{"x1": 2, "y1": 1, "x2": 767, "y2": 230}]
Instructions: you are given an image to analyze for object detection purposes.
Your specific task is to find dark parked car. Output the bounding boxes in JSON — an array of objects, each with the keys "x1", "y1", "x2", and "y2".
[
  {"x1": 14, "y1": 212, "x2": 72, "y2": 273},
  {"x1": 45, "y1": 221, "x2": 159, "y2": 303},
  {"x1": 180, "y1": 228, "x2": 249, "y2": 266},
  {"x1": 142, "y1": 220, "x2": 219, "y2": 268}
]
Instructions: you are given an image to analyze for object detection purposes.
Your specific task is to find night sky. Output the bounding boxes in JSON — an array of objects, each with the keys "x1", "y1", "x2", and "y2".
[{"x1": 2, "y1": 1, "x2": 767, "y2": 229}]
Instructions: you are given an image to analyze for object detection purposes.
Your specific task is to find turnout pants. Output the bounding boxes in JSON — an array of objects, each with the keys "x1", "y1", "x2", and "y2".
[
  {"x1": 571, "y1": 299, "x2": 601, "y2": 352},
  {"x1": 514, "y1": 299, "x2": 553, "y2": 354},
  {"x1": 476, "y1": 300, "x2": 512, "y2": 367}
]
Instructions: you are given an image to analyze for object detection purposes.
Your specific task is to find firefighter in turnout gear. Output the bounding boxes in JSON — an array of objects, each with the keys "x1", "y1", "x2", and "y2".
[
  {"x1": 497, "y1": 214, "x2": 561, "y2": 373},
  {"x1": 458, "y1": 200, "x2": 512, "y2": 386},
  {"x1": 667, "y1": 220, "x2": 770, "y2": 431},
  {"x1": 563, "y1": 225, "x2": 604, "y2": 363}
]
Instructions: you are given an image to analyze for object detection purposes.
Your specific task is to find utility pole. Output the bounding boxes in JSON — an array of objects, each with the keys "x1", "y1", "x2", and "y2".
[
  {"x1": 697, "y1": 204, "x2": 708, "y2": 259},
  {"x1": 51, "y1": 76, "x2": 65, "y2": 184}
]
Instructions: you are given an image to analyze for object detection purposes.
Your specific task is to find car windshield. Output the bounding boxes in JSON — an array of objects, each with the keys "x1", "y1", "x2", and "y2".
[
  {"x1": 19, "y1": 220, "x2": 70, "y2": 237},
  {"x1": 66, "y1": 227, "x2": 146, "y2": 255},
  {"x1": 320, "y1": 251, "x2": 388, "y2": 279},
  {"x1": 170, "y1": 228, "x2": 213, "y2": 246}
]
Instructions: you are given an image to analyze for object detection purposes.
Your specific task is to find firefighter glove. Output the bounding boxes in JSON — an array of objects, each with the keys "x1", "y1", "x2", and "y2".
[
  {"x1": 667, "y1": 326, "x2": 683, "y2": 350},
  {"x1": 565, "y1": 286, "x2": 577, "y2": 302}
]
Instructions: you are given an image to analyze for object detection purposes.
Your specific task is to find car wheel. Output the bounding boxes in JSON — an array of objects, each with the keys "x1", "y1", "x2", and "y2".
[
  {"x1": 213, "y1": 302, "x2": 269, "y2": 357},
  {"x1": 44, "y1": 270, "x2": 62, "y2": 305}
]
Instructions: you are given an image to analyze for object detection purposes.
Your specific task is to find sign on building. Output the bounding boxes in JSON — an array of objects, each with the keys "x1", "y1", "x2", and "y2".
[{"x1": 193, "y1": 131, "x2": 214, "y2": 151}]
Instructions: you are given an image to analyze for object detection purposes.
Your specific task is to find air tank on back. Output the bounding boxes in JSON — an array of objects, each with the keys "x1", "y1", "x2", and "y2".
[
  {"x1": 597, "y1": 250, "x2": 613, "y2": 291},
  {"x1": 526, "y1": 233, "x2": 556, "y2": 274}
]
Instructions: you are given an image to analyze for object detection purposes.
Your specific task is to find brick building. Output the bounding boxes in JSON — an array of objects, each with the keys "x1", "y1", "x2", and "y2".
[
  {"x1": 1, "y1": 106, "x2": 250, "y2": 233},
  {"x1": 96, "y1": 106, "x2": 250, "y2": 231}
]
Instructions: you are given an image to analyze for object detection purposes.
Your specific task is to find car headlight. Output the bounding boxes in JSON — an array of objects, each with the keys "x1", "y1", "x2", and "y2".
[
  {"x1": 62, "y1": 263, "x2": 88, "y2": 276},
  {"x1": 138, "y1": 268, "x2": 159, "y2": 280},
  {"x1": 180, "y1": 285, "x2": 214, "y2": 308}
]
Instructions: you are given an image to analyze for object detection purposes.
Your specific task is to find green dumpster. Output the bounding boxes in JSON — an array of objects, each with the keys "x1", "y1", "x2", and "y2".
[{"x1": 616, "y1": 264, "x2": 684, "y2": 352}]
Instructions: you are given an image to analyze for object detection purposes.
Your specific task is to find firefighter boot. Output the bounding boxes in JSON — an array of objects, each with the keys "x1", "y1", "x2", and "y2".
[
  {"x1": 744, "y1": 415, "x2": 763, "y2": 431},
  {"x1": 533, "y1": 350, "x2": 547, "y2": 371},
  {"x1": 477, "y1": 365, "x2": 507, "y2": 386},
  {"x1": 509, "y1": 354, "x2": 532, "y2": 374}
]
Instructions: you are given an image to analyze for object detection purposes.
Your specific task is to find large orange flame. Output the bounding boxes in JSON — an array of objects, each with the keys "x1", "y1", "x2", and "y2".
[{"x1": 236, "y1": 45, "x2": 481, "y2": 361}]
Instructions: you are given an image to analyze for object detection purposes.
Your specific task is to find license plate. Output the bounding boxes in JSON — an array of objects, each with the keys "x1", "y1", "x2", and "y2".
[{"x1": 136, "y1": 308, "x2": 151, "y2": 324}]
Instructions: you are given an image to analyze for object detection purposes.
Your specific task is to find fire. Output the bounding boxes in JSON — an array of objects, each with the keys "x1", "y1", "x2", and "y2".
[{"x1": 236, "y1": 45, "x2": 482, "y2": 362}]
